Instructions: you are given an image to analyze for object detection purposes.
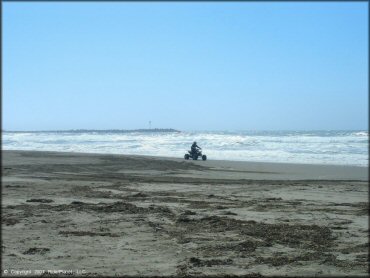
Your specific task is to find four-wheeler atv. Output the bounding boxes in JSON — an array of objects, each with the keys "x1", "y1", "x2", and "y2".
[{"x1": 184, "y1": 149, "x2": 207, "y2": 161}]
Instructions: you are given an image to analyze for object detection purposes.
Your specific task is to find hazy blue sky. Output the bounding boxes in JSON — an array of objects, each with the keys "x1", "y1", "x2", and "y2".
[{"x1": 3, "y1": 2, "x2": 368, "y2": 131}]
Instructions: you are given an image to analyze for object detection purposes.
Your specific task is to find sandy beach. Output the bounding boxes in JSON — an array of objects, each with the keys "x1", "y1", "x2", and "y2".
[{"x1": 2, "y1": 150, "x2": 368, "y2": 276}]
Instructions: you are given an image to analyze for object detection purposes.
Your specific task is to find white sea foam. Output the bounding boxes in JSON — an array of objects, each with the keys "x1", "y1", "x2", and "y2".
[
  {"x1": 352, "y1": 131, "x2": 368, "y2": 137},
  {"x1": 2, "y1": 130, "x2": 368, "y2": 166}
]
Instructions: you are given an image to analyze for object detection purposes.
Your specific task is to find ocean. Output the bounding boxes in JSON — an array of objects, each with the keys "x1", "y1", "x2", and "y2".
[{"x1": 2, "y1": 130, "x2": 368, "y2": 166}]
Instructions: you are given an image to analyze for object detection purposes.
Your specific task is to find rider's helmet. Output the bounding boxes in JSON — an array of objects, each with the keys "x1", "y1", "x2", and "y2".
[{"x1": 193, "y1": 141, "x2": 197, "y2": 145}]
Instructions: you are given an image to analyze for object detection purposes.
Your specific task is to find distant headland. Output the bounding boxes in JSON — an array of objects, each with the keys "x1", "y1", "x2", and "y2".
[{"x1": 5, "y1": 128, "x2": 181, "y2": 133}]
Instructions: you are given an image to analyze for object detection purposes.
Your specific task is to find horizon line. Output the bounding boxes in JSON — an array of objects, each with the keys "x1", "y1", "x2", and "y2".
[{"x1": 2, "y1": 128, "x2": 368, "y2": 133}]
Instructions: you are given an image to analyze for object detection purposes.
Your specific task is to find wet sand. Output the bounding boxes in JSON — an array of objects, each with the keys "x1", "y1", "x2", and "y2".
[{"x1": 2, "y1": 150, "x2": 369, "y2": 276}]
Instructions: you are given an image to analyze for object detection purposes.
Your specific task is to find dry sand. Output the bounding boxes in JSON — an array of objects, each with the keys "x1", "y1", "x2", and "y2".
[{"x1": 2, "y1": 150, "x2": 369, "y2": 276}]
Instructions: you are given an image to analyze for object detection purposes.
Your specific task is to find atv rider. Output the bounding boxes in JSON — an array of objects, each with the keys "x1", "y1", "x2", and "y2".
[{"x1": 191, "y1": 141, "x2": 201, "y2": 156}]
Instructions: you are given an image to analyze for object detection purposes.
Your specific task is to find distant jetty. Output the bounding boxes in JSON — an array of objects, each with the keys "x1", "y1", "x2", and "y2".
[{"x1": 6, "y1": 128, "x2": 181, "y2": 133}]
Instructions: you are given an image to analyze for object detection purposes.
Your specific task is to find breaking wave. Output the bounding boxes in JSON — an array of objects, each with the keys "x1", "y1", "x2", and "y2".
[{"x1": 2, "y1": 130, "x2": 368, "y2": 166}]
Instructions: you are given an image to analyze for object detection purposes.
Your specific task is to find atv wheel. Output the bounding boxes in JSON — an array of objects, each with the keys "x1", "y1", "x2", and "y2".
[
  {"x1": 184, "y1": 154, "x2": 190, "y2": 160},
  {"x1": 202, "y1": 155, "x2": 207, "y2": 161}
]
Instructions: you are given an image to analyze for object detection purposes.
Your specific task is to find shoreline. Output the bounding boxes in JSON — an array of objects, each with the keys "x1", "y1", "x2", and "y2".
[
  {"x1": 2, "y1": 149, "x2": 368, "y2": 181},
  {"x1": 2, "y1": 148, "x2": 368, "y2": 166}
]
